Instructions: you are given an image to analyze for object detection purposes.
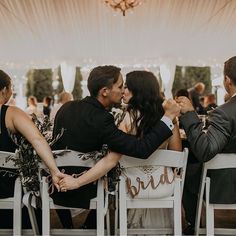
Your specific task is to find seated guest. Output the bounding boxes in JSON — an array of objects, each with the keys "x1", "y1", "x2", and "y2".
[
  {"x1": 204, "y1": 93, "x2": 217, "y2": 113},
  {"x1": 177, "y1": 56, "x2": 236, "y2": 234},
  {"x1": 0, "y1": 70, "x2": 65, "y2": 229},
  {"x1": 59, "y1": 70, "x2": 182, "y2": 229},
  {"x1": 43, "y1": 96, "x2": 52, "y2": 117},
  {"x1": 25, "y1": 95, "x2": 43, "y2": 118},
  {"x1": 50, "y1": 92, "x2": 73, "y2": 122},
  {"x1": 175, "y1": 88, "x2": 201, "y2": 234},
  {"x1": 175, "y1": 89, "x2": 190, "y2": 99},
  {"x1": 52, "y1": 65, "x2": 180, "y2": 228},
  {"x1": 188, "y1": 82, "x2": 205, "y2": 114}
]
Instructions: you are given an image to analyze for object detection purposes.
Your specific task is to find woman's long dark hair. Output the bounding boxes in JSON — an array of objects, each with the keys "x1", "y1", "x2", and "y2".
[
  {"x1": 126, "y1": 71, "x2": 164, "y2": 137},
  {"x1": 0, "y1": 70, "x2": 11, "y2": 91}
]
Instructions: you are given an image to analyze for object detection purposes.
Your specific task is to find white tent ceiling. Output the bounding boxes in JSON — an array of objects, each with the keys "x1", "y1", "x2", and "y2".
[{"x1": 0, "y1": 0, "x2": 236, "y2": 72}]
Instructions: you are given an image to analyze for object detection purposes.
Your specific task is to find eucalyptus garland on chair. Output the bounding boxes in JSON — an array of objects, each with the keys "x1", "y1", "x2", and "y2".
[{"x1": 6, "y1": 114, "x2": 64, "y2": 194}]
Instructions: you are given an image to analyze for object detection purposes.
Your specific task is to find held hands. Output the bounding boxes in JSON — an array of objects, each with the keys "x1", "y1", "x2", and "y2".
[
  {"x1": 51, "y1": 170, "x2": 68, "y2": 192},
  {"x1": 176, "y1": 96, "x2": 195, "y2": 114},
  {"x1": 51, "y1": 171, "x2": 81, "y2": 192},
  {"x1": 59, "y1": 175, "x2": 80, "y2": 192},
  {"x1": 162, "y1": 99, "x2": 180, "y2": 120}
]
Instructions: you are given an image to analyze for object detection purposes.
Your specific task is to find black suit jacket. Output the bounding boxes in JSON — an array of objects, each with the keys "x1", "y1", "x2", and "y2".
[
  {"x1": 52, "y1": 96, "x2": 172, "y2": 208},
  {"x1": 180, "y1": 95, "x2": 236, "y2": 203}
]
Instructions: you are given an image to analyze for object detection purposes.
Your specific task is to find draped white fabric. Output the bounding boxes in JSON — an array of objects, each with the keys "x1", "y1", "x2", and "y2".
[
  {"x1": 60, "y1": 62, "x2": 76, "y2": 93},
  {"x1": 0, "y1": 0, "x2": 236, "y2": 71}
]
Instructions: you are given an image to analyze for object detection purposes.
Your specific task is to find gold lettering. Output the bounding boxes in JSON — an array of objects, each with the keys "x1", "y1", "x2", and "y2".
[{"x1": 125, "y1": 167, "x2": 181, "y2": 198}]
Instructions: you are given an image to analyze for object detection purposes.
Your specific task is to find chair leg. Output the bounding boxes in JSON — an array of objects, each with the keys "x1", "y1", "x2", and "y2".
[
  {"x1": 27, "y1": 194, "x2": 40, "y2": 235},
  {"x1": 106, "y1": 209, "x2": 110, "y2": 235},
  {"x1": 13, "y1": 178, "x2": 22, "y2": 236},
  {"x1": 97, "y1": 180, "x2": 105, "y2": 236},
  {"x1": 119, "y1": 178, "x2": 127, "y2": 236},
  {"x1": 206, "y1": 177, "x2": 214, "y2": 235},
  {"x1": 195, "y1": 168, "x2": 207, "y2": 236},
  {"x1": 174, "y1": 180, "x2": 182, "y2": 236},
  {"x1": 115, "y1": 189, "x2": 119, "y2": 236},
  {"x1": 42, "y1": 177, "x2": 50, "y2": 236}
]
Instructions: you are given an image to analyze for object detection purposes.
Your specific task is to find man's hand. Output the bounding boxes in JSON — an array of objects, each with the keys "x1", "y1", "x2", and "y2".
[
  {"x1": 176, "y1": 96, "x2": 195, "y2": 114},
  {"x1": 51, "y1": 171, "x2": 67, "y2": 192},
  {"x1": 162, "y1": 99, "x2": 180, "y2": 120}
]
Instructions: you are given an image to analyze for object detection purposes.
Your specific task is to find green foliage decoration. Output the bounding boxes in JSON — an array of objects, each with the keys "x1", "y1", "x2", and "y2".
[
  {"x1": 72, "y1": 67, "x2": 83, "y2": 100},
  {"x1": 26, "y1": 69, "x2": 53, "y2": 102},
  {"x1": 4, "y1": 115, "x2": 64, "y2": 195},
  {"x1": 172, "y1": 66, "x2": 211, "y2": 97},
  {"x1": 25, "y1": 66, "x2": 83, "y2": 102}
]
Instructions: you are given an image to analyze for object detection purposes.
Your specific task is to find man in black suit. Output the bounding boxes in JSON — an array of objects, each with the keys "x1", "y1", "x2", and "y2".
[
  {"x1": 177, "y1": 56, "x2": 236, "y2": 234},
  {"x1": 52, "y1": 65, "x2": 180, "y2": 227}
]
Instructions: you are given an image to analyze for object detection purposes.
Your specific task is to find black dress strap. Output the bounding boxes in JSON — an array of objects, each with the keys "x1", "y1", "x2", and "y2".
[
  {"x1": 0, "y1": 105, "x2": 17, "y2": 152},
  {"x1": 0, "y1": 105, "x2": 2, "y2": 134}
]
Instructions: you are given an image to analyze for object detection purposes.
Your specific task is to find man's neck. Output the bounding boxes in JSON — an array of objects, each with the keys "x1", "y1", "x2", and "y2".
[
  {"x1": 228, "y1": 87, "x2": 236, "y2": 97},
  {"x1": 96, "y1": 96, "x2": 109, "y2": 109}
]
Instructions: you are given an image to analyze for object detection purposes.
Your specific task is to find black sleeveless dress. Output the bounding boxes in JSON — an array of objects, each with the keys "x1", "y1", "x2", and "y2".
[
  {"x1": 0, "y1": 105, "x2": 17, "y2": 198},
  {"x1": 0, "y1": 105, "x2": 42, "y2": 230}
]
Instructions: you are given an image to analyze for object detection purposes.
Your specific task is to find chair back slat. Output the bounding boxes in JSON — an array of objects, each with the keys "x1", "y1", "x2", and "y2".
[
  {"x1": 205, "y1": 153, "x2": 236, "y2": 170},
  {"x1": 120, "y1": 148, "x2": 188, "y2": 169},
  {"x1": 39, "y1": 150, "x2": 96, "y2": 169}
]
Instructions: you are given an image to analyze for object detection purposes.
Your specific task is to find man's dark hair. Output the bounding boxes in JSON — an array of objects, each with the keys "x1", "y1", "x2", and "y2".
[
  {"x1": 175, "y1": 89, "x2": 189, "y2": 98},
  {"x1": 87, "y1": 65, "x2": 121, "y2": 97},
  {"x1": 224, "y1": 56, "x2": 236, "y2": 85}
]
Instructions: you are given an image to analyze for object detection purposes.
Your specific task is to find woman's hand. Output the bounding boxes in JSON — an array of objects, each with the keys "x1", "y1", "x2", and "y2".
[
  {"x1": 59, "y1": 175, "x2": 81, "y2": 191},
  {"x1": 51, "y1": 171, "x2": 67, "y2": 192}
]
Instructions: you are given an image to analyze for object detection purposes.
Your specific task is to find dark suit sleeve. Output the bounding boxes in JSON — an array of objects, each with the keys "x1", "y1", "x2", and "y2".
[
  {"x1": 180, "y1": 109, "x2": 231, "y2": 162},
  {"x1": 100, "y1": 113, "x2": 172, "y2": 159}
]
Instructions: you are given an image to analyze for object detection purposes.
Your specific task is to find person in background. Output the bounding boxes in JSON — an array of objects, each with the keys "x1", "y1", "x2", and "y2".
[
  {"x1": 50, "y1": 92, "x2": 73, "y2": 122},
  {"x1": 175, "y1": 89, "x2": 190, "y2": 99},
  {"x1": 174, "y1": 88, "x2": 201, "y2": 235},
  {"x1": 204, "y1": 93, "x2": 217, "y2": 113},
  {"x1": 25, "y1": 95, "x2": 43, "y2": 118},
  {"x1": 0, "y1": 70, "x2": 65, "y2": 230},
  {"x1": 188, "y1": 82, "x2": 205, "y2": 114},
  {"x1": 43, "y1": 96, "x2": 52, "y2": 117},
  {"x1": 177, "y1": 56, "x2": 236, "y2": 235}
]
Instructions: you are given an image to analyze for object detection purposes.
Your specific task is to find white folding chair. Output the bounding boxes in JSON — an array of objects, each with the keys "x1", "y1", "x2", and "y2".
[
  {"x1": 195, "y1": 153, "x2": 236, "y2": 236},
  {"x1": 118, "y1": 148, "x2": 188, "y2": 236},
  {"x1": 38, "y1": 150, "x2": 107, "y2": 236},
  {"x1": 0, "y1": 151, "x2": 22, "y2": 236}
]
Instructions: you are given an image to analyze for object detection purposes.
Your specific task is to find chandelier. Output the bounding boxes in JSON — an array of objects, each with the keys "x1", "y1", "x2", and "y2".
[{"x1": 105, "y1": 0, "x2": 142, "y2": 16}]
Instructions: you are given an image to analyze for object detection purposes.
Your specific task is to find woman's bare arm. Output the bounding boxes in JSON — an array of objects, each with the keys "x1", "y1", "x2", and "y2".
[
  {"x1": 7, "y1": 106, "x2": 65, "y2": 190},
  {"x1": 59, "y1": 152, "x2": 121, "y2": 190}
]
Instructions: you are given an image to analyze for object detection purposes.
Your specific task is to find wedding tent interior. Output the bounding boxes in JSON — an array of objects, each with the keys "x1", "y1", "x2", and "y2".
[{"x1": 1, "y1": 0, "x2": 236, "y2": 101}]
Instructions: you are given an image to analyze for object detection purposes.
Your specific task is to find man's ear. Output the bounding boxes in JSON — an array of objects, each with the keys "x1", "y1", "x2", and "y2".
[
  {"x1": 225, "y1": 75, "x2": 232, "y2": 86},
  {"x1": 100, "y1": 87, "x2": 109, "y2": 97}
]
